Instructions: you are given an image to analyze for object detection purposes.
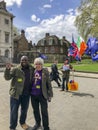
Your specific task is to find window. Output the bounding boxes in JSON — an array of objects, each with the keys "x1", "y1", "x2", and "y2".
[
  {"x1": 60, "y1": 40, "x2": 63, "y2": 45},
  {"x1": 5, "y1": 18, "x2": 9, "y2": 25},
  {"x1": 5, "y1": 49, "x2": 10, "y2": 58},
  {"x1": 45, "y1": 47, "x2": 48, "y2": 53},
  {"x1": 49, "y1": 38, "x2": 53, "y2": 45},
  {"x1": 41, "y1": 39, "x2": 44, "y2": 46},
  {"x1": 0, "y1": 30, "x2": 1, "y2": 42},
  {"x1": 5, "y1": 32, "x2": 9, "y2": 43},
  {"x1": 50, "y1": 47, "x2": 55, "y2": 53}
]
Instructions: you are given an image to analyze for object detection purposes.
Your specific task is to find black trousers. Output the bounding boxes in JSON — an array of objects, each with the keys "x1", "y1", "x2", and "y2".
[
  {"x1": 31, "y1": 95, "x2": 50, "y2": 130},
  {"x1": 62, "y1": 76, "x2": 69, "y2": 90}
]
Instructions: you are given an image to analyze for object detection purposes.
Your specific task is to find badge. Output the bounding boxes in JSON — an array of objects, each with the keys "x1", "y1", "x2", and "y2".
[
  {"x1": 17, "y1": 78, "x2": 22, "y2": 82},
  {"x1": 36, "y1": 85, "x2": 40, "y2": 89}
]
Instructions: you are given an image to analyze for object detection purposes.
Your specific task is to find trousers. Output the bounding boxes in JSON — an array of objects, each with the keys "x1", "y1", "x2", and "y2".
[
  {"x1": 10, "y1": 95, "x2": 30, "y2": 129},
  {"x1": 31, "y1": 95, "x2": 50, "y2": 130}
]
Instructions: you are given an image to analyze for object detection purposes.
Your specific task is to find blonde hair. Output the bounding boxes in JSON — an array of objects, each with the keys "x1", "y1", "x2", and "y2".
[{"x1": 34, "y1": 57, "x2": 44, "y2": 66}]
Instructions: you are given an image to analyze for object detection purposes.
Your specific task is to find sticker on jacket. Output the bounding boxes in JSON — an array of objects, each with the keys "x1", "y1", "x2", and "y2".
[
  {"x1": 17, "y1": 78, "x2": 23, "y2": 82},
  {"x1": 36, "y1": 85, "x2": 40, "y2": 89}
]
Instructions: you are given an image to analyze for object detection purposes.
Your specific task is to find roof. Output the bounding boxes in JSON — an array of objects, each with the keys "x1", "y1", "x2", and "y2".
[
  {"x1": 13, "y1": 35, "x2": 22, "y2": 41},
  {"x1": 0, "y1": 1, "x2": 15, "y2": 18}
]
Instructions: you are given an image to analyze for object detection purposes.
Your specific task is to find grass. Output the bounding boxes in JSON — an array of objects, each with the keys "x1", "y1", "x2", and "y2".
[
  {"x1": 44, "y1": 59, "x2": 98, "y2": 73},
  {"x1": 73, "y1": 64, "x2": 98, "y2": 72}
]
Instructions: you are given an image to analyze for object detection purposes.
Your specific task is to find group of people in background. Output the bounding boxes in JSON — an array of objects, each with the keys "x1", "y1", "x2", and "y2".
[
  {"x1": 4, "y1": 55, "x2": 72, "y2": 130},
  {"x1": 50, "y1": 58, "x2": 73, "y2": 91}
]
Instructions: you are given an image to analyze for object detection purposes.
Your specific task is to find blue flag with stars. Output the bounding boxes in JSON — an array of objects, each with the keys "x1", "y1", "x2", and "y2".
[
  {"x1": 91, "y1": 38, "x2": 98, "y2": 61},
  {"x1": 85, "y1": 37, "x2": 98, "y2": 61}
]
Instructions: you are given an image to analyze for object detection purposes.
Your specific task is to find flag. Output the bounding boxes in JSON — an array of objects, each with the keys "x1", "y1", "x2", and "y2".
[
  {"x1": 79, "y1": 41, "x2": 87, "y2": 56},
  {"x1": 68, "y1": 39, "x2": 78, "y2": 58},
  {"x1": 90, "y1": 38, "x2": 98, "y2": 61},
  {"x1": 68, "y1": 34, "x2": 81, "y2": 61},
  {"x1": 85, "y1": 37, "x2": 96, "y2": 56},
  {"x1": 76, "y1": 36, "x2": 82, "y2": 49},
  {"x1": 38, "y1": 53, "x2": 48, "y2": 60},
  {"x1": 76, "y1": 36, "x2": 87, "y2": 54},
  {"x1": 91, "y1": 43, "x2": 98, "y2": 61},
  {"x1": 85, "y1": 37, "x2": 98, "y2": 61}
]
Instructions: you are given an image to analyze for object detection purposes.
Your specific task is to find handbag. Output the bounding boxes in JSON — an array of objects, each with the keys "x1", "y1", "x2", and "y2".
[{"x1": 68, "y1": 70, "x2": 78, "y2": 91}]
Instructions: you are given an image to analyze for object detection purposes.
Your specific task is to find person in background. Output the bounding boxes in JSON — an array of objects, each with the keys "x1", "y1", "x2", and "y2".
[
  {"x1": 4, "y1": 56, "x2": 34, "y2": 130},
  {"x1": 60, "y1": 58, "x2": 73, "y2": 91},
  {"x1": 50, "y1": 60, "x2": 61, "y2": 87},
  {"x1": 31, "y1": 57, "x2": 53, "y2": 130}
]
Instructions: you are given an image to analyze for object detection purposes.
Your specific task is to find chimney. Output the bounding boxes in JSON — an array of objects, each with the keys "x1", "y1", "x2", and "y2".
[
  {"x1": 62, "y1": 36, "x2": 66, "y2": 40},
  {"x1": 0, "y1": 1, "x2": 6, "y2": 10},
  {"x1": 21, "y1": 30, "x2": 25, "y2": 36},
  {"x1": 45, "y1": 33, "x2": 50, "y2": 38},
  {"x1": 29, "y1": 40, "x2": 32, "y2": 45}
]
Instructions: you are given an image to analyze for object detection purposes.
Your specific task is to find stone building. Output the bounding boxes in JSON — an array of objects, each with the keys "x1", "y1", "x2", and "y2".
[
  {"x1": 15, "y1": 33, "x2": 71, "y2": 63},
  {"x1": 13, "y1": 30, "x2": 33, "y2": 63},
  {"x1": 0, "y1": 1, "x2": 14, "y2": 62},
  {"x1": 0, "y1": 1, "x2": 71, "y2": 63},
  {"x1": 35, "y1": 33, "x2": 70, "y2": 62}
]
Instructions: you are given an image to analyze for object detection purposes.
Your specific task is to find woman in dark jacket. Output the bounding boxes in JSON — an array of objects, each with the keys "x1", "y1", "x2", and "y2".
[{"x1": 31, "y1": 57, "x2": 53, "y2": 130}]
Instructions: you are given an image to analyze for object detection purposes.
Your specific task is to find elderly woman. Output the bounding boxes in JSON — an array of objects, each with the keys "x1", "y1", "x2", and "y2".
[{"x1": 31, "y1": 57, "x2": 53, "y2": 130}]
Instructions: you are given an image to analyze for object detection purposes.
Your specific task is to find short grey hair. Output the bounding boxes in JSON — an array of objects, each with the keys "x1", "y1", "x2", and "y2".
[{"x1": 34, "y1": 57, "x2": 44, "y2": 66}]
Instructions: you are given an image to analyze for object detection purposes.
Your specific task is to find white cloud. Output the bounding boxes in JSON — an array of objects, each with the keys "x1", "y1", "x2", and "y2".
[
  {"x1": 39, "y1": 4, "x2": 52, "y2": 13},
  {"x1": 43, "y1": 4, "x2": 52, "y2": 8},
  {"x1": 26, "y1": 10, "x2": 79, "y2": 44},
  {"x1": 31, "y1": 14, "x2": 40, "y2": 22},
  {"x1": 4, "y1": 0, "x2": 23, "y2": 7},
  {"x1": 67, "y1": 9, "x2": 74, "y2": 15}
]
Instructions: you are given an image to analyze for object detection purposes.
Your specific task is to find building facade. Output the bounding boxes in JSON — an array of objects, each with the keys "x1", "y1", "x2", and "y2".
[
  {"x1": 35, "y1": 33, "x2": 70, "y2": 62},
  {"x1": 0, "y1": 1, "x2": 14, "y2": 62},
  {"x1": 16, "y1": 33, "x2": 71, "y2": 63},
  {"x1": 13, "y1": 30, "x2": 33, "y2": 63},
  {"x1": 0, "y1": 1, "x2": 71, "y2": 63}
]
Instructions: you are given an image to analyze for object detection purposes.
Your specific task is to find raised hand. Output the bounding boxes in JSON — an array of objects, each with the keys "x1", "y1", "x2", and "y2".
[{"x1": 6, "y1": 63, "x2": 12, "y2": 69}]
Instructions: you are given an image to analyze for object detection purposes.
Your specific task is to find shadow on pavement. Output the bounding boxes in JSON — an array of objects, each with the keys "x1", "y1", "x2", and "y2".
[{"x1": 68, "y1": 91, "x2": 94, "y2": 98}]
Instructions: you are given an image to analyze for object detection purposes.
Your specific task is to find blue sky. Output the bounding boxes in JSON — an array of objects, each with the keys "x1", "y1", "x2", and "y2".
[{"x1": 3, "y1": 0, "x2": 81, "y2": 44}]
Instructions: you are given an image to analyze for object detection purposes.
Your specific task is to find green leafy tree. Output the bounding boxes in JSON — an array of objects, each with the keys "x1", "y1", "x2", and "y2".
[
  {"x1": 13, "y1": 25, "x2": 20, "y2": 37},
  {"x1": 75, "y1": 0, "x2": 98, "y2": 41}
]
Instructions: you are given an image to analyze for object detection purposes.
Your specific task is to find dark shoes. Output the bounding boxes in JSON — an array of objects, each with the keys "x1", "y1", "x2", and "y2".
[
  {"x1": 58, "y1": 85, "x2": 61, "y2": 87},
  {"x1": 43, "y1": 127, "x2": 50, "y2": 130},
  {"x1": 60, "y1": 89, "x2": 69, "y2": 92},
  {"x1": 32, "y1": 124, "x2": 41, "y2": 130}
]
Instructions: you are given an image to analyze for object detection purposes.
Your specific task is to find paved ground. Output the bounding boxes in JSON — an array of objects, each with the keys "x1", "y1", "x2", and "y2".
[{"x1": 0, "y1": 72, "x2": 98, "y2": 130}]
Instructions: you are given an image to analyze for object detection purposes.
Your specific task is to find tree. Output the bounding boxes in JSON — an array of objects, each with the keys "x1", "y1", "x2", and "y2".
[
  {"x1": 75, "y1": 0, "x2": 98, "y2": 41},
  {"x1": 13, "y1": 25, "x2": 20, "y2": 37}
]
